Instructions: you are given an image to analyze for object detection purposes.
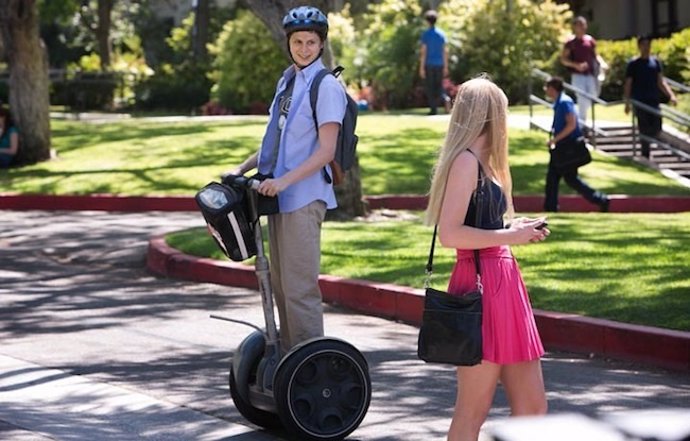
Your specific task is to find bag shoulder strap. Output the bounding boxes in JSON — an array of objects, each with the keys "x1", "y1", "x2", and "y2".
[
  {"x1": 310, "y1": 65, "x2": 345, "y2": 128},
  {"x1": 426, "y1": 155, "x2": 482, "y2": 287},
  {"x1": 310, "y1": 68, "x2": 331, "y2": 129}
]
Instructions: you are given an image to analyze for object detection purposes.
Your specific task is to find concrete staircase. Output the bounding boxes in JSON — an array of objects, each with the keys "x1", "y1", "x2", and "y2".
[{"x1": 592, "y1": 125, "x2": 690, "y2": 180}]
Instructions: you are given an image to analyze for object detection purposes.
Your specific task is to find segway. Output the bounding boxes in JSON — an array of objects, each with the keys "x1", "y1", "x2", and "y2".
[{"x1": 195, "y1": 175, "x2": 371, "y2": 441}]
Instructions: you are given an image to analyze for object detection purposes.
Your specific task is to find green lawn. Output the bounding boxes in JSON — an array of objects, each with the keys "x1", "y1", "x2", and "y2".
[
  {"x1": 1, "y1": 113, "x2": 687, "y2": 196},
  {"x1": 167, "y1": 212, "x2": 690, "y2": 332}
]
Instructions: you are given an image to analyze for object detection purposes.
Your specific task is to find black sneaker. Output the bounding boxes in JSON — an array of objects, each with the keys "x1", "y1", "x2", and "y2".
[{"x1": 599, "y1": 196, "x2": 610, "y2": 213}]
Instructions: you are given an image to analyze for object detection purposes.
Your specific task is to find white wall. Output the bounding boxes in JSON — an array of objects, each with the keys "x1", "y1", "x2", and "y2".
[{"x1": 580, "y1": 0, "x2": 689, "y2": 40}]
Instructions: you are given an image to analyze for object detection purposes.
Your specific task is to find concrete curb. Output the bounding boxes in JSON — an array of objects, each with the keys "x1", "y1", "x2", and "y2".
[
  {"x1": 147, "y1": 235, "x2": 690, "y2": 371},
  {"x1": 3, "y1": 193, "x2": 690, "y2": 213}
]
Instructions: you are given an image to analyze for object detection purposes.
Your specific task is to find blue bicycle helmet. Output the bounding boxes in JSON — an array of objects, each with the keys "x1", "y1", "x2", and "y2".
[{"x1": 283, "y1": 6, "x2": 329, "y2": 40}]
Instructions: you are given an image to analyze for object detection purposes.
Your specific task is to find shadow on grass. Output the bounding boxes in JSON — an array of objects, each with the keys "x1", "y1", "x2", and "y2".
[{"x1": 2, "y1": 132, "x2": 261, "y2": 195}]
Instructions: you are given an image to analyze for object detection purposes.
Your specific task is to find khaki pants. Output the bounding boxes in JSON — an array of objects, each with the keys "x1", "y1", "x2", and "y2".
[{"x1": 268, "y1": 200, "x2": 327, "y2": 351}]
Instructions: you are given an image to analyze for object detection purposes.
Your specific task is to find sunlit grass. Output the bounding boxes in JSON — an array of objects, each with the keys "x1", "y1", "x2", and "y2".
[
  {"x1": 167, "y1": 211, "x2": 690, "y2": 331},
  {"x1": 1, "y1": 112, "x2": 687, "y2": 196}
]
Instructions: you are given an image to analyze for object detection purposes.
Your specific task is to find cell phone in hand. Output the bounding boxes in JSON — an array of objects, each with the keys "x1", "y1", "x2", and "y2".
[{"x1": 535, "y1": 221, "x2": 549, "y2": 230}]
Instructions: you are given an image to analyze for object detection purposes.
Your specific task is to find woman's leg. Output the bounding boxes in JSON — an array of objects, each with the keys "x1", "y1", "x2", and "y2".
[
  {"x1": 448, "y1": 362, "x2": 501, "y2": 441},
  {"x1": 500, "y1": 359, "x2": 547, "y2": 416}
]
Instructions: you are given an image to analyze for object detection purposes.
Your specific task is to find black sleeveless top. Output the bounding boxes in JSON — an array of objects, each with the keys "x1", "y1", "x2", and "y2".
[{"x1": 463, "y1": 154, "x2": 506, "y2": 230}]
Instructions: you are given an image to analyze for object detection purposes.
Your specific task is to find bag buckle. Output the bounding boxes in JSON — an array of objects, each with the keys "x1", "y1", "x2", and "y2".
[
  {"x1": 424, "y1": 269, "x2": 433, "y2": 289},
  {"x1": 475, "y1": 275, "x2": 484, "y2": 294}
]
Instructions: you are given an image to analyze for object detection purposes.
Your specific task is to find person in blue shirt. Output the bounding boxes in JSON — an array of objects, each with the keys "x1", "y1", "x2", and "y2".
[
  {"x1": 624, "y1": 35, "x2": 677, "y2": 159},
  {"x1": 544, "y1": 77, "x2": 608, "y2": 212},
  {"x1": 418, "y1": 10, "x2": 450, "y2": 115},
  {"x1": 0, "y1": 108, "x2": 19, "y2": 168},
  {"x1": 227, "y1": 6, "x2": 346, "y2": 352}
]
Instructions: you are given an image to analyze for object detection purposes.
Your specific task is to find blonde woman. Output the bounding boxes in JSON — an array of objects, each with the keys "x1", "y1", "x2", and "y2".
[{"x1": 426, "y1": 78, "x2": 548, "y2": 441}]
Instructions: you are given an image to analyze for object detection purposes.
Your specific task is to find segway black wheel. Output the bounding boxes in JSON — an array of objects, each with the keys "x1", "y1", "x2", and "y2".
[
  {"x1": 229, "y1": 361, "x2": 282, "y2": 429},
  {"x1": 273, "y1": 338, "x2": 371, "y2": 441}
]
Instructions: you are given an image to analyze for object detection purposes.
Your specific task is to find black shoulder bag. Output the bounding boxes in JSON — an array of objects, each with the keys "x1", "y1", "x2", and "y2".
[
  {"x1": 549, "y1": 95, "x2": 592, "y2": 172},
  {"x1": 417, "y1": 188, "x2": 483, "y2": 366}
]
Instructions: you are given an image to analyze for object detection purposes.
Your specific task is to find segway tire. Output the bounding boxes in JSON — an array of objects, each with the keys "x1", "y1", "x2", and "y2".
[
  {"x1": 229, "y1": 361, "x2": 282, "y2": 429},
  {"x1": 273, "y1": 338, "x2": 371, "y2": 441}
]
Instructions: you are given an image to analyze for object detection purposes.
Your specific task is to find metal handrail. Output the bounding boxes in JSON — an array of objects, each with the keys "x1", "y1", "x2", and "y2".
[
  {"x1": 529, "y1": 68, "x2": 690, "y2": 159},
  {"x1": 631, "y1": 99, "x2": 690, "y2": 129},
  {"x1": 664, "y1": 76, "x2": 690, "y2": 94},
  {"x1": 639, "y1": 134, "x2": 690, "y2": 162},
  {"x1": 660, "y1": 103, "x2": 690, "y2": 126},
  {"x1": 532, "y1": 68, "x2": 615, "y2": 107}
]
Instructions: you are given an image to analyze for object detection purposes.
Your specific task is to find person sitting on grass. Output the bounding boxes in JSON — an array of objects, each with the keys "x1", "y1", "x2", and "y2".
[{"x1": 0, "y1": 108, "x2": 19, "y2": 168}]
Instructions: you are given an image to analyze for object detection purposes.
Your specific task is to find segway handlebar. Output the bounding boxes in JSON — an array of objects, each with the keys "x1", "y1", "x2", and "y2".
[{"x1": 221, "y1": 174, "x2": 261, "y2": 191}]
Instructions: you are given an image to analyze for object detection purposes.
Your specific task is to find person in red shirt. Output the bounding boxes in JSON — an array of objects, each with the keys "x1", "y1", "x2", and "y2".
[{"x1": 560, "y1": 16, "x2": 607, "y2": 125}]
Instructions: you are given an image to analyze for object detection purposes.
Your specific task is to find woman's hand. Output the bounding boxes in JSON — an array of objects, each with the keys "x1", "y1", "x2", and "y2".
[
  {"x1": 507, "y1": 218, "x2": 549, "y2": 245},
  {"x1": 258, "y1": 177, "x2": 289, "y2": 197}
]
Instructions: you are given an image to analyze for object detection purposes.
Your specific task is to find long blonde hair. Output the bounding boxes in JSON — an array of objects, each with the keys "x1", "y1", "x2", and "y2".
[{"x1": 425, "y1": 77, "x2": 514, "y2": 225}]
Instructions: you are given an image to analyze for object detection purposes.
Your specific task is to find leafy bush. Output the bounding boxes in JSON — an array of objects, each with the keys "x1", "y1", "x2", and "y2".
[
  {"x1": 359, "y1": 0, "x2": 424, "y2": 109},
  {"x1": 134, "y1": 63, "x2": 211, "y2": 111},
  {"x1": 134, "y1": 13, "x2": 212, "y2": 111},
  {"x1": 441, "y1": 0, "x2": 572, "y2": 103},
  {"x1": 594, "y1": 38, "x2": 637, "y2": 101},
  {"x1": 51, "y1": 72, "x2": 119, "y2": 110},
  {"x1": 655, "y1": 28, "x2": 690, "y2": 82},
  {"x1": 327, "y1": 6, "x2": 360, "y2": 84},
  {"x1": 209, "y1": 10, "x2": 286, "y2": 113}
]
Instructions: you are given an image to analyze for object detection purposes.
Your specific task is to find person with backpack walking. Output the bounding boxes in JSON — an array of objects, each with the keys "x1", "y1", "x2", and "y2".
[
  {"x1": 624, "y1": 35, "x2": 677, "y2": 159},
  {"x1": 225, "y1": 6, "x2": 347, "y2": 352}
]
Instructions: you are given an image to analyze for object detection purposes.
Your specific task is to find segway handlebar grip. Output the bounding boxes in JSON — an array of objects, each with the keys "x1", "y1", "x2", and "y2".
[{"x1": 221, "y1": 174, "x2": 261, "y2": 191}]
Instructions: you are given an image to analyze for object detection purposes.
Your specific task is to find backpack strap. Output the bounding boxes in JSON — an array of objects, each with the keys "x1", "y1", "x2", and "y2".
[
  {"x1": 310, "y1": 68, "x2": 332, "y2": 130},
  {"x1": 309, "y1": 65, "x2": 345, "y2": 184}
]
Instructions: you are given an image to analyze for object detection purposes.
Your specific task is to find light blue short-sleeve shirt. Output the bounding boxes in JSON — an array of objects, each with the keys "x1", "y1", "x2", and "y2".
[{"x1": 258, "y1": 58, "x2": 347, "y2": 213}]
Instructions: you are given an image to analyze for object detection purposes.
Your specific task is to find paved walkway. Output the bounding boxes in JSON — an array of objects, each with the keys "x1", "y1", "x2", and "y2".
[{"x1": 1, "y1": 211, "x2": 689, "y2": 440}]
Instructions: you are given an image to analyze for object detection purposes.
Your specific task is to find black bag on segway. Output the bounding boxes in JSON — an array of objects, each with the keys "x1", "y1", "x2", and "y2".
[{"x1": 195, "y1": 182, "x2": 256, "y2": 262}]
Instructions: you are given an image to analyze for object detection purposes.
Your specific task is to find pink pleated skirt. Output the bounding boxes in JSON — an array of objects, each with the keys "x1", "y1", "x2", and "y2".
[{"x1": 448, "y1": 246, "x2": 544, "y2": 365}]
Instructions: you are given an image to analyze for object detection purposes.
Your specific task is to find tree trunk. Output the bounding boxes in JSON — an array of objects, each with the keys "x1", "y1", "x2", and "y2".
[
  {"x1": 0, "y1": 0, "x2": 51, "y2": 165},
  {"x1": 96, "y1": 0, "x2": 113, "y2": 70},
  {"x1": 193, "y1": 0, "x2": 210, "y2": 61},
  {"x1": 243, "y1": 0, "x2": 366, "y2": 218}
]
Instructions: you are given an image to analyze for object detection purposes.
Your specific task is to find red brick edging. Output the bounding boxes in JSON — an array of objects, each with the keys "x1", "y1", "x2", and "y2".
[
  {"x1": 147, "y1": 235, "x2": 689, "y2": 371},
  {"x1": 2, "y1": 193, "x2": 690, "y2": 213}
]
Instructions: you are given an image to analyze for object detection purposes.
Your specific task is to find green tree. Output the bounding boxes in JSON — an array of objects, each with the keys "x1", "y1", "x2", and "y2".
[
  {"x1": 0, "y1": 0, "x2": 51, "y2": 165},
  {"x1": 440, "y1": 0, "x2": 571, "y2": 102},
  {"x1": 210, "y1": 10, "x2": 285, "y2": 112},
  {"x1": 361, "y1": 0, "x2": 424, "y2": 109}
]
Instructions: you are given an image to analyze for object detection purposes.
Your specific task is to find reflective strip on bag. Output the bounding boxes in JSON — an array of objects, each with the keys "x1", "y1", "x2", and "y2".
[{"x1": 227, "y1": 211, "x2": 250, "y2": 260}]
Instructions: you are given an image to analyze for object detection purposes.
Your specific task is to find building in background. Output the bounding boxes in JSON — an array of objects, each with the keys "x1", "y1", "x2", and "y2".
[{"x1": 559, "y1": 0, "x2": 688, "y2": 39}]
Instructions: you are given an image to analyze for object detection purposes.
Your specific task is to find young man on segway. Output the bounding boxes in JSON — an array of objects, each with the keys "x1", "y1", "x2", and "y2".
[{"x1": 227, "y1": 6, "x2": 347, "y2": 353}]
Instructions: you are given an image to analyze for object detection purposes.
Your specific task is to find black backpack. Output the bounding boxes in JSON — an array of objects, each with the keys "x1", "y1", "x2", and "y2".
[{"x1": 310, "y1": 65, "x2": 359, "y2": 185}]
